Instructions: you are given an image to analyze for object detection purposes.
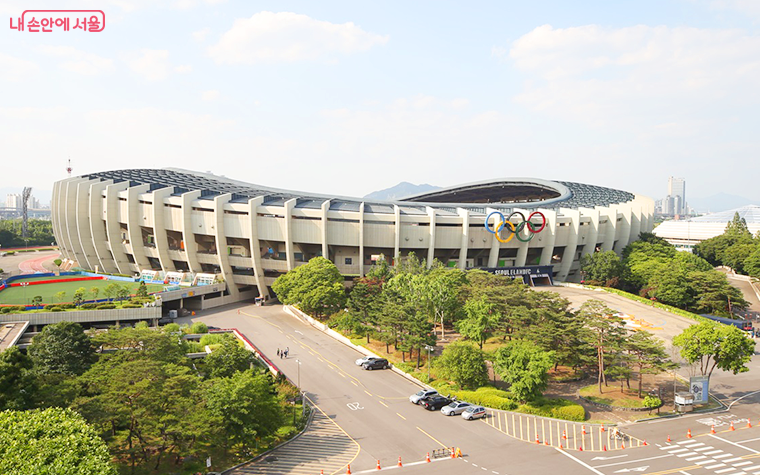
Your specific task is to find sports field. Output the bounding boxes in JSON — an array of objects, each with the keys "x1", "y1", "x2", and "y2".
[{"x1": 0, "y1": 279, "x2": 165, "y2": 305}]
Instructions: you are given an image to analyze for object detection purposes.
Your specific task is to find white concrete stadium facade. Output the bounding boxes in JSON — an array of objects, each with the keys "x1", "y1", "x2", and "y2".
[{"x1": 52, "y1": 169, "x2": 654, "y2": 303}]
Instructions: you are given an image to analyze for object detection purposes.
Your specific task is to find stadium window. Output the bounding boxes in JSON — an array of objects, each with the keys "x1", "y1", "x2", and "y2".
[{"x1": 345, "y1": 258, "x2": 353, "y2": 265}]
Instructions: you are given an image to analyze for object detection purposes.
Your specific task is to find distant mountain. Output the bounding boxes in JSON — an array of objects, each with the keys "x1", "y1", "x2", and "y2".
[
  {"x1": 363, "y1": 182, "x2": 440, "y2": 201},
  {"x1": 688, "y1": 193, "x2": 759, "y2": 213}
]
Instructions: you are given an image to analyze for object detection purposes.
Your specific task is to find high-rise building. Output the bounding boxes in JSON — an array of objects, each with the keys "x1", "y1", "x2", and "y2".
[
  {"x1": 667, "y1": 177, "x2": 686, "y2": 216},
  {"x1": 5, "y1": 193, "x2": 21, "y2": 210}
]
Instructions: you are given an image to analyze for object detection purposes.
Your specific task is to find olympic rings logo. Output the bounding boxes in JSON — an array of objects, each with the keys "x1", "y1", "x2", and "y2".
[{"x1": 484, "y1": 211, "x2": 546, "y2": 243}]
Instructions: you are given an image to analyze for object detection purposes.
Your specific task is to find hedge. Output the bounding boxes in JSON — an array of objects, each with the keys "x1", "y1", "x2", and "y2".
[
  {"x1": 96, "y1": 303, "x2": 116, "y2": 309},
  {"x1": 49, "y1": 307, "x2": 63, "y2": 312},
  {"x1": 120, "y1": 304, "x2": 141, "y2": 309}
]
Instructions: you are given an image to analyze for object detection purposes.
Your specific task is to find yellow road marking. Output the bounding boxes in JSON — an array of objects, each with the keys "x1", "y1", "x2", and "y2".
[
  {"x1": 364, "y1": 390, "x2": 373, "y2": 396},
  {"x1": 397, "y1": 413, "x2": 406, "y2": 420},
  {"x1": 338, "y1": 372, "x2": 346, "y2": 378},
  {"x1": 301, "y1": 393, "x2": 361, "y2": 475},
  {"x1": 351, "y1": 381, "x2": 358, "y2": 387},
  {"x1": 416, "y1": 426, "x2": 448, "y2": 449},
  {"x1": 379, "y1": 400, "x2": 388, "y2": 408}
]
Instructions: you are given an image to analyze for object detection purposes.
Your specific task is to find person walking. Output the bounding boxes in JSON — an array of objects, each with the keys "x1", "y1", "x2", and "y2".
[{"x1": 277, "y1": 349, "x2": 280, "y2": 357}]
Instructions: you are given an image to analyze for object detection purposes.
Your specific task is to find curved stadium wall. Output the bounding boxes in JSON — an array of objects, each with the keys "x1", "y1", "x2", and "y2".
[{"x1": 51, "y1": 168, "x2": 654, "y2": 302}]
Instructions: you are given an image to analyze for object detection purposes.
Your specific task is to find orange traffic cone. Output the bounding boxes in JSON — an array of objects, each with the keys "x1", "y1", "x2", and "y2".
[
  {"x1": 450, "y1": 448, "x2": 455, "y2": 459},
  {"x1": 622, "y1": 443, "x2": 625, "y2": 449},
  {"x1": 544, "y1": 439, "x2": 549, "y2": 446},
  {"x1": 563, "y1": 430, "x2": 567, "y2": 440},
  {"x1": 667, "y1": 435, "x2": 671, "y2": 442},
  {"x1": 579, "y1": 446, "x2": 583, "y2": 451},
  {"x1": 376, "y1": 460, "x2": 381, "y2": 470},
  {"x1": 398, "y1": 457, "x2": 403, "y2": 467},
  {"x1": 748, "y1": 420, "x2": 753, "y2": 429},
  {"x1": 731, "y1": 421, "x2": 735, "y2": 431},
  {"x1": 582, "y1": 425, "x2": 587, "y2": 435},
  {"x1": 644, "y1": 440, "x2": 648, "y2": 446},
  {"x1": 559, "y1": 443, "x2": 563, "y2": 450},
  {"x1": 687, "y1": 429, "x2": 692, "y2": 438},
  {"x1": 346, "y1": 465, "x2": 352, "y2": 475},
  {"x1": 321, "y1": 471, "x2": 324, "y2": 475},
  {"x1": 536, "y1": 434, "x2": 540, "y2": 444},
  {"x1": 711, "y1": 425, "x2": 716, "y2": 434},
  {"x1": 601, "y1": 424, "x2": 605, "y2": 432},
  {"x1": 603, "y1": 445, "x2": 607, "y2": 451},
  {"x1": 426, "y1": 452, "x2": 431, "y2": 463}
]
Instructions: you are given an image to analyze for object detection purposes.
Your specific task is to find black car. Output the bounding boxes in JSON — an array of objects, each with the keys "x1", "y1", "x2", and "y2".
[
  {"x1": 420, "y1": 395, "x2": 452, "y2": 411},
  {"x1": 362, "y1": 358, "x2": 390, "y2": 370}
]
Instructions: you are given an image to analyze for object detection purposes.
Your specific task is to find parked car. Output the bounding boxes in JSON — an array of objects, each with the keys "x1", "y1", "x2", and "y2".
[
  {"x1": 421, "y1": 395, "x2": 452, "y2": 411},
  {"x1": 462, "y1": 406, "x2": 486, "y2": 420},
  {"x1": 355, "y1": 355, "x2": 380, "y2": 366},
  {"x1": 410, "y1": 389, "x2": 438, "y2": 404},
  {"x1": 362, "y1": 358, "x2": 389, "y2": 370},
  {"x1": 441, "y1": 401, "x2": 471, "y2": 416}
]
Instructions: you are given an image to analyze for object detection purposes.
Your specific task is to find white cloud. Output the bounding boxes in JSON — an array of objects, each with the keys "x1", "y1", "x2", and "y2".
[
  {"x1": 709, "y1": 0, "x2": 760, "y2": 20},
  {"x1": 174, "y1": 64, "x2": 193, "y2": 73},
  {"x1": 127, "y1": 49, "x2": 171, "y2": 81},
  {"x1": 0, "y1": 53, "x2": 39, "y2": 81},
  {"x1": 201, "y1": 90, "x2": 220, "y2": 101},
  {"x1": 192, "y1": 27, "x2": 211, "y2": 42},
  {"x1": 507, "y1": 24, "x2": 760, "y2": 130},
  {"x1": 38, "y1": 46, "x2": 114, "y2": 76},
  {"x1": 207, "y1": 11, "x2": 388, "y2": 64}
]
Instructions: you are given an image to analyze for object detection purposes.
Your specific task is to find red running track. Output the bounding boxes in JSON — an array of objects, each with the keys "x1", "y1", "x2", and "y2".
[{"x1": 18, "y1": 253, "x2": 60, "y2": 274}]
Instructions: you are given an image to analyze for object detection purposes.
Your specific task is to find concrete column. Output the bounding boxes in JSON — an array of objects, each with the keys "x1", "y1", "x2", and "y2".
[
  {"x1": 579, "y1": 208, "x2": 599, "y2": 260},
  {"x1": 88, "y1": 180, "x2": 119, "y2": 274},
  {"x1": 486, "y1": 207, "x2": 501, "y2": 267},
  {"x1": 180, "y1": 190, "x2": 202, "y2": 274},
  {"x1": 613, "y1": 204, "x2": 632, "y2": 254},
  {"x1": 51, "y1": 181, "x2": 68, "y2": 260},
  {"x1": 284, "y1": 198, "x2": 296, "y2": 271},
  {"x1": 126, "y1": 184, "x2": 151, "y2": 270},
  {"x1": 426, "y1": 206, "x2": 437, "y2": 268},
  {"x1": 515, "y1": 209, "x2": 530, "y2": 267},
  {"x1": 104, "y1": 182, "x2": 130, "y2": 275},
  {"x1": 75, "y1": 180, "x2": 100, "y2": 271},
  {"x1": 152, "y1": 187, "x2": 176, "y2": 272},
  {"x1": 557, "y1": 209, "x2": 581, "y2": 281},
  {"x1": 538, "y1": 209, "x2": 558, "y2": 266},
  {"x1": 247, "y1": 196, "x2": 268, "y2": 299},
  {"x1": 213, "y1": 194, "x2": 238, "y2": 298},
  {"x1": 320, "y1": 200, "x2": 330, "y2": 259},
  {"x1": 394, "y1": 205, "x2": 401, "y2": 265},
  {"x1": 358, "y1": 202, "x2": 365, "y2": 276},
  {"x1": 629, "y1": 202, "x2": 642, "y2": 243},
  {"x1": 457, "y1": 208, "x2": 470, "y2": 270},
  {"x1": 601, "y1": 207, "x2": 617, "y2": 252},
  {"x1": 62, "y1": 178, "x2": 88, "y2": 268}
]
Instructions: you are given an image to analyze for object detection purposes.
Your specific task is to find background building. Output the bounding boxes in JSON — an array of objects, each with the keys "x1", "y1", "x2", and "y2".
[
  {"x1": 656, "y1": 177, "x2": 689, "y2": 217},
  {"x1": 52, "y1": 169, "x2": 654, "y2": 308},
  {"x1": 654, "y1": 205, "x2": 760, "y2": 252}
]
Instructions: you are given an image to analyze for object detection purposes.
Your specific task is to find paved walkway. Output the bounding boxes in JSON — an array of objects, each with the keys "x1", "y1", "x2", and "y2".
[{"x1": 229, "y1": 400, "x2": 359, "y2": 475}]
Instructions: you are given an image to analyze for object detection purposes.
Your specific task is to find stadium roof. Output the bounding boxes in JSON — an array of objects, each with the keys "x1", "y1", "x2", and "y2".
[
  {"x1": 687, "y1": 205, "x2": 760, "y2": 224},
  {"x1": 80, "y1": 168, "x2": 639, "y2": 215},
  {"x1": 654, "y1": 205, "x2": 760, "y2": 243}
]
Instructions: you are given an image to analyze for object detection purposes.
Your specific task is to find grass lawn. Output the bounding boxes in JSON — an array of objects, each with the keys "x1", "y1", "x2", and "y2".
[
  {"x1": 579, "y1": 383, "x2": 648, "y2": 408},
  {"x1": 0, "y1": 279, "x2": 165, "y2": 305}
]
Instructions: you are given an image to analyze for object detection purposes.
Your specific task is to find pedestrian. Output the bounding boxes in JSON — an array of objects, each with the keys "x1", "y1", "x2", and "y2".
[
  {"x1": 285, "y1": 347, "x2": 289, "y2": 358},
  {"x1": 277, "y1": 349, "x2": 280, "y2": 357}
]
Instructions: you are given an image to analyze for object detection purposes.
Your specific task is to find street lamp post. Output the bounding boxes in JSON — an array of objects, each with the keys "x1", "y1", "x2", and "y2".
[
  {"x1": 294, "y1": 359, "x2": 302, "y2": 425},
  {"x1": 425, "y1": 345, "x2": 435, "y2": 381}
]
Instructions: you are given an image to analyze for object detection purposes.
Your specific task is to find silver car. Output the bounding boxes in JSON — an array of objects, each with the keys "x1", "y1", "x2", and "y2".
[
  {"x1": 409, "y1": 389, "x2": 438, "y2": 404},
  {"x1": 441, "y1": 401, "x2": 471, "y2": 416},
  {"x1": 462, "y1": 406, "x2": 486, "y2": 420},
  {"x1": 355, "y1": 356, "x2": 379, "y2": 366}
]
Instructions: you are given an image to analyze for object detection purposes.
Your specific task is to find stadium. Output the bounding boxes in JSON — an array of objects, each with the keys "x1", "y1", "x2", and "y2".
[{"x1": 52, "y1": 169, "x2": 654, "y2": 307}]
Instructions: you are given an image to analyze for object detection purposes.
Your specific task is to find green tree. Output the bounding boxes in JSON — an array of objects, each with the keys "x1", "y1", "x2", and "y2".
[
  {"x1": 28, "y1": 321, "x2": 95, "y2": 376},
  {"x1": 272, "y1": 256, "x2": 346, "y2": 318},
  {"x1": 90, "y1": 286, "x2": 100, "y2": 300},
  {"x1": 0, "y1": 407, "x2": 116, "y2": 475},
  {"x1": 745, "y1": 246, "x2": 760, "y2": 278},
  {"x1": 73, "y1": 286, "x2": 88, "y2": 306},
  {"x1": 580, "y1": 250, "x2": 625, "y2": 286},
  {"x1": 205, "y1": 370, "x2": 285, "y2": 452},
  {"x1": 673, "y1": 322, "x2": 756, "y2": 377},
  {"x1": 419, "y1": 267, "x2": 466, "y2": 340},
  {"x1": 625, "y1": 330, "x2": 676, "y2": 398},
  {"x1": 456, "y1": 296, "x2": 500, "y2": 349},
  {"x1": 115, "y1": 284, "x2": 131, "y2": 301},
  {"x1": 0, "y1": 346, "x2": 37, "y2": 410},
  {"x1": 104, "y1": 282, "x2": 119, "y2": 301},
  {"x1": 688, "y1": 271, "x2": 747, "y2": 315},
  {"x1": 53, "y1": 258, "x2": 63, "y2": 273},
  {"x1": 190, "y1": 321, "x2": 209, "y2": 334},
  {"x1": 204, "y1": 335, "x2": 254, "y2": 378},
  {"x1": 136, "y1": 281, "x2": 149, "y2": 298},
  {"x1": 577, "y1": 299, "x2": 625, "y2": 393},
  {"x1": 31, "y1": 295, "x2": 42, "y2": 306},
  {"x1": 348, "y1": 276, "x2": 383, "y2": 342},
  {"x1": 435, "y1": 341, "x2": 488, "y2": 389},
  {"x1": 493, "y1": 340, "x2": 555, "y2": 403},
  {"x1": 55, "y1": 290, "x2": 67, "y2": 303}
]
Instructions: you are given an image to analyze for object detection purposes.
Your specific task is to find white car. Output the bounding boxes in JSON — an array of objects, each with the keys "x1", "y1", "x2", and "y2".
[
  {"x1": 409, "y1": 389, "x2": 438, "y2": 405},
  {"x1": 355, "y1": 356, "x2": 380, "y2": 366},
  {"x1": 462, "y1": 406, "x2": 486, "y2": 420},
  {"x1": 441, "y1": 401, "x2": 471, "y2": 416}
]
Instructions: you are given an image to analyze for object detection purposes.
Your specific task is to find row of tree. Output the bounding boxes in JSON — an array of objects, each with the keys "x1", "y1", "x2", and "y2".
[
  {"x1": 0, "y1": 218, "x2": 55, "y2": 247},
  {"x1": 581, "y1": 233, "x2": 747, "y2": 316},
  {"x1": 0, "y1": 321, "x2": 296, "y2": 474},
  {"x1": 693, "y1": 212, "x2": 760, "y2": 278}
]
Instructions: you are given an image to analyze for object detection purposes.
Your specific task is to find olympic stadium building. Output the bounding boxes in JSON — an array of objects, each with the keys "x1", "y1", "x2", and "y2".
[{"x1": 52, "y1": 169, "x2": 654, "y2": 306}]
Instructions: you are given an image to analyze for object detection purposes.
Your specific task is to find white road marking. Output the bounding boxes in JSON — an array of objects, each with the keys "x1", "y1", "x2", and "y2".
[
  {"x1": 715, "y1": 469, "x2": 737, "y2": 474},
  {"x1": 733, "y1": 462, "x2": 753, "y2": 467},
  {"x1": 705, "y1": 464, "x2": 728, "y2": 469},
  {"x1": 714, "y1": 454, "x2": 734, "y2": 459},
  {"x1": 556, "y1": 447, "x2": 606, "y2": 475},
  {"x1": 666, "y1": 448, "x2": 690, "y2": 454},
  {"x1": 728, "y1": 389, "x2": 760, "y2": 409},
  {"x1": 595, "y1": 454, "x2": 674, "y2": 469},
  {"x1": 685, "y1": 455, "x2": 708, "y2": 461}
]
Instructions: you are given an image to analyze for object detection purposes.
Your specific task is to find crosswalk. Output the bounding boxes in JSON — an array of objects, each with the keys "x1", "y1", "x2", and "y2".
[
  {"x1": 230, "y1": 406, "x2": 359, "y2": 475},
  {"x1": 659, "y1": 439, "x2": 760, "y2": 475}
]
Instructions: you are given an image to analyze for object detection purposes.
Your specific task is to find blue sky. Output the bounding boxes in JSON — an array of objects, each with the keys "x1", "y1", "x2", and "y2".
[{"x1": 1, "y1": 0, "x2": 759, "y2": 204}]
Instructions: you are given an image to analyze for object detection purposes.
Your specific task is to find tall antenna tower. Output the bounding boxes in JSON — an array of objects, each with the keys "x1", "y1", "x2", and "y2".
[
  {"x1": 22, "y1": 187, "x2": 32, "y2": 240},
  {"x1": 66, "y1": 158, "x2": 72, "y2": 177}
]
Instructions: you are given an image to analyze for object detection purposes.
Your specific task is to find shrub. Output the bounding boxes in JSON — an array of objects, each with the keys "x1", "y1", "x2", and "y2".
[
  {"x1": 134, "y1": 321, "x2": 149, "y2": 329},
  {"x1": 190, "y1": 322, "x2": 209, "y2": 334},
  {"x1": 551, "y1": 405, "x2": 586, "y2": 422},
  {"x1": 60, "y1": 303, "x2": 76, "y2": 309},
  {"x1": 5, "y1": 251, "x2": 14, "y2": 255},
  {"x1": 163, "y1": 323, "x2": 180, "y2": 333},
  {"x1": 643, "y1": 395, "x2": 662, "y2": 413},
  {"x1": 49, "y1": 307, "x2": 63, "y2": 312},
  {"x1": 96, "y1": 303, "x2": 116, "y2": 310},
  {"x1": 199, "y1": 333, "x2": 226, "y2": 346},
  {"x1": 44, "y1": 304, "x2": 56, "y2": 310},
  {"x1": 79, "y1": 303, "x2": 97, "y2": 310},
  {"x1": 0, "y1": 307, "x2": 10, "y2": 314},
  {"x1": 120, "y1": 303, "x2": 141, "y2": 309},
  {"x1": 10, "y1": 306, "x2": 26, "y2": 312}
]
